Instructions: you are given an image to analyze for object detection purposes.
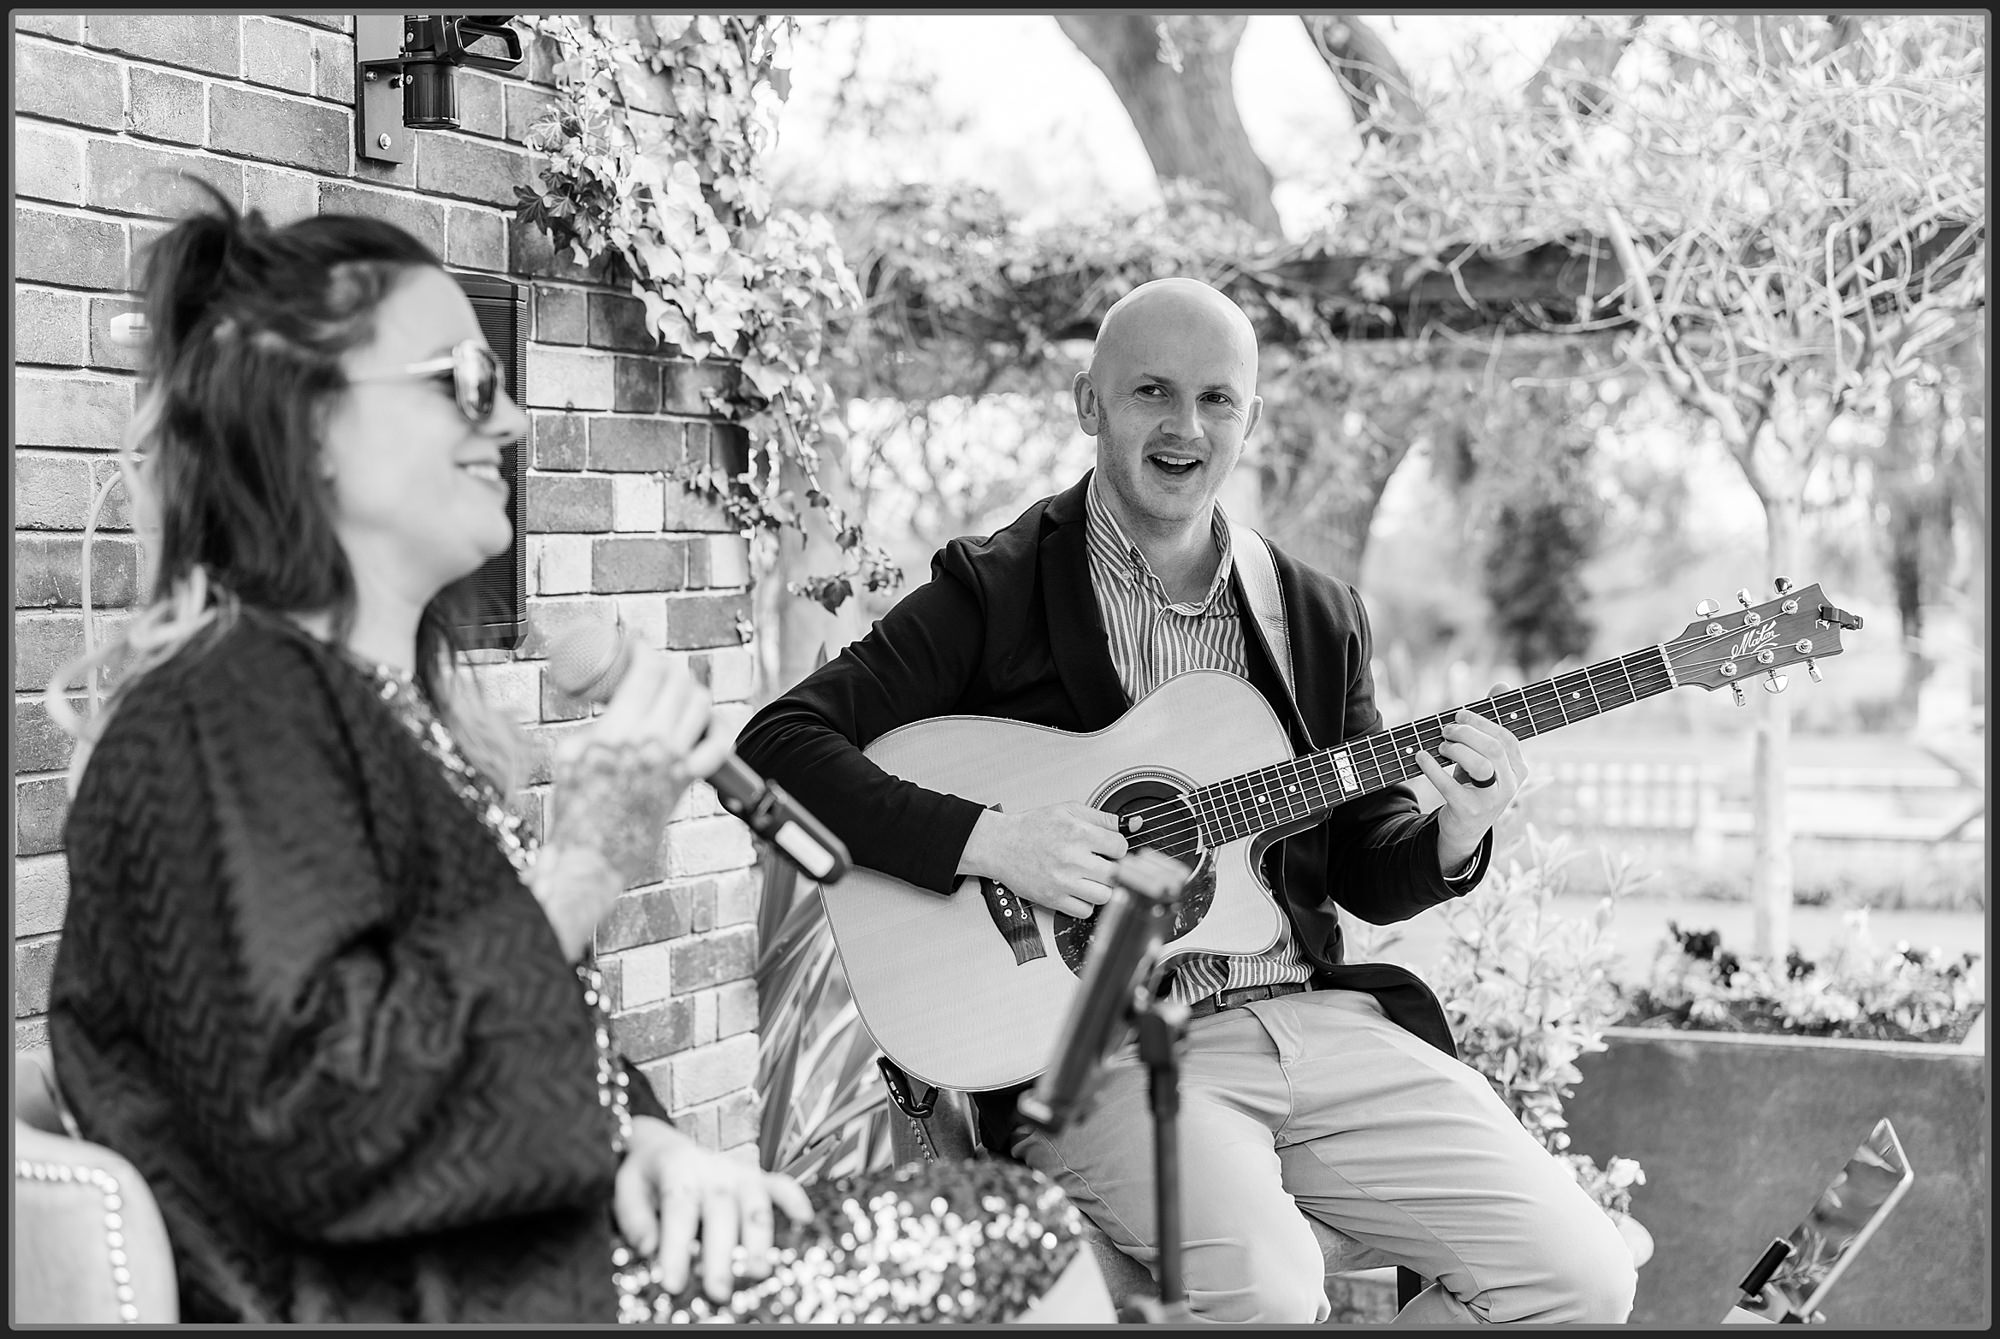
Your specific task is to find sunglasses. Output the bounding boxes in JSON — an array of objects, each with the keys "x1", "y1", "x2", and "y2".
[{"x1": 349, "y1": 339, "x2": 504, "y2": 425}]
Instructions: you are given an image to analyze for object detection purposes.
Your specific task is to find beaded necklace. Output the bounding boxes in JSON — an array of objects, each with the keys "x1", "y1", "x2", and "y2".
[{"x1": 348, "y1": 655, "x2": 666, "y2": 1319}]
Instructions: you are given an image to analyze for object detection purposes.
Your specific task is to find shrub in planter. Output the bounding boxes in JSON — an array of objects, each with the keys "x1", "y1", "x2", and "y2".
[
  {"x1": 1357, "y1": 826, "x2": 1650, "y2": 1222},
  {"x1": 1617, "y1": 918, "x2": 1984, "y2": 1044}
]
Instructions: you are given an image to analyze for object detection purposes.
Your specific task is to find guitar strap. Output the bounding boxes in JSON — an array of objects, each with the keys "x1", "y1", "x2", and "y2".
[{"x1": 1228, "y1": 516, "x2": 1309, "y2": 742}]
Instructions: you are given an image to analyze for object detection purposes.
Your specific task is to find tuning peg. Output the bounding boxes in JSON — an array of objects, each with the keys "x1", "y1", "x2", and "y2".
[
  {"x1": 1730, "y1": 683, "x2": 1747, "y2": 706},
  {"x1": 1763, "y1": 672, "x2": 1789, "y2": 693},
  {"x1": 1806, "y1": 660, "x2": 1822, "y2": 683},
  {"x1": 1736, "y1": 589, "x2": 1754, "y2": 609},
  {"x1": 1695, "y1": 599, "x2": 1721, "y2": 617},
  {"x1": 1773, "y1": 576, "x2": 1792, "y2": 594}
]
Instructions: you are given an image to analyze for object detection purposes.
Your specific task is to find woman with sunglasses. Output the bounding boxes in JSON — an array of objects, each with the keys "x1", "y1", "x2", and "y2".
[{"x1": 44, "y1": 184, "x2": 1111, "y2": 1325}]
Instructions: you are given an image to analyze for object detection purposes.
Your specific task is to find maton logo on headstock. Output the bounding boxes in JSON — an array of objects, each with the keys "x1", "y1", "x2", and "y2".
[{"x1": 1729, "y1": 621, "x2": 1782, "y2": 662}]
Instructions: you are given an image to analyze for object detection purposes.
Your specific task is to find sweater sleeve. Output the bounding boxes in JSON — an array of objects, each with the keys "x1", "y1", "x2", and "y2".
[
  {"x1": 734, "y1": 550, "x2": 993, "y2": 895},
  {"x1": 56, "y1": 634, "x2": 621, "y2": 1245}
]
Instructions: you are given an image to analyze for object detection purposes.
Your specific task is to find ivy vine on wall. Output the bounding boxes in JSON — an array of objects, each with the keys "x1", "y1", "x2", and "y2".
[{"x1": 513, "y1": 14, "x2": 899, "y2": 613}]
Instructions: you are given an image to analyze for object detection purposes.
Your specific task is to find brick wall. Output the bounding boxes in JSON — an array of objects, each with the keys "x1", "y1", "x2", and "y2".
[{"x1": 12, "y1": 15, "x2": 766, "y2": 1154}]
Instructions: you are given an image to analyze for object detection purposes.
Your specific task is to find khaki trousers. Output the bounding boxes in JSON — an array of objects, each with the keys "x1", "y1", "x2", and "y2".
[{"x1": 1011, "y1": 988, "x2": 1637, "y2": 1324}]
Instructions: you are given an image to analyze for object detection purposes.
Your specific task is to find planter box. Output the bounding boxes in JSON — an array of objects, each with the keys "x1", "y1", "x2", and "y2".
[{"x1": 1563, "y1": 1023, "x2": 1987, "y2": 1326}]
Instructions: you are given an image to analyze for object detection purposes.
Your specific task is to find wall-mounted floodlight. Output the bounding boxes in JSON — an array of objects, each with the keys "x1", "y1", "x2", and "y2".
[{"x1": 355, "y1": 15, "x2": 525, "y2": 164}]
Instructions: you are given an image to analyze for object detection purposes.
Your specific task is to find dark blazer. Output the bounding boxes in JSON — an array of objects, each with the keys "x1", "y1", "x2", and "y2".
[{"x1": 737, "y1": 475, "x2": 1488, "y2": 1128}]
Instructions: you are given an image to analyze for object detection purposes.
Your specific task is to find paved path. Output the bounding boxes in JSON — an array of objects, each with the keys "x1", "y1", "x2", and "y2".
[{"x1": 1355, "y1": 892, "x2": 1986, "y2": 986}]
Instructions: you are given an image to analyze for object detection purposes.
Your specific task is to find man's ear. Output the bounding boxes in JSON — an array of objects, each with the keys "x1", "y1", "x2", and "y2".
[
  {"x1": 1072, "y1": 370, "x2": 1100, "y2": 435},
  {"x1": 1245, "y1": 394, "x2": 1263, "y2": 440}
]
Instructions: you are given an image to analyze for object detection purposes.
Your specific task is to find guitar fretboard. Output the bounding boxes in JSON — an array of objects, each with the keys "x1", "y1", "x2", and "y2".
[{"x1": 1186, "y1": 645, "x2": 1677, "y2": 848}]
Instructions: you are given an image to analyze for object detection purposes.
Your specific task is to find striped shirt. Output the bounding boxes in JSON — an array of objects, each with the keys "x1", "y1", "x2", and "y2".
[{"x1": 1084, "y1": 475, "x2": 1314, "y2": 1009}]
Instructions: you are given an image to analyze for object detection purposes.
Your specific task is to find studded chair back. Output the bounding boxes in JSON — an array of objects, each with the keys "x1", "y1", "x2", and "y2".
[{"x1": 14, "y1": 1048, "x2": 179, "y2": 1323}]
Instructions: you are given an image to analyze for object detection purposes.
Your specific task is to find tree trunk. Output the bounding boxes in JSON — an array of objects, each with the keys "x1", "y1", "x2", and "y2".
[
  {"x1": 1298, "y1": 14, "x2": 1422, "y2": 140},
  {"x1": 1053, "y1": 14, "x2": 1284, "y2": 235},
  {"x1": 1745, "y1": 416, "x2": 1812, "y2": 961}
]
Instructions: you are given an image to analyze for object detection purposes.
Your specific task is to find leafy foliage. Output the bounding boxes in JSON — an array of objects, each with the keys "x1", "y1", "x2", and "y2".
[
  {"x1": 1393, "y1": 825, "x2": 1651, "y2": 1219},
  {"x1": 512, "y1": 15, "x2": 899, "y2": 613},
  {"x1": 1619, "y1": 918, "x2": 1985, "y2": 1044}
]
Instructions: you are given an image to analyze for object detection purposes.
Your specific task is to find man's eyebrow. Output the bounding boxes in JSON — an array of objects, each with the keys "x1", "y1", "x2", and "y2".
[{"x1": 1134, "y1": 370, "x2": 1241, "y2": 395}]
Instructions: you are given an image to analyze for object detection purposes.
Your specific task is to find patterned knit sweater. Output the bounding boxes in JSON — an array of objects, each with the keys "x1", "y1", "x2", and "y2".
[{"x1": 49, "y1": 609, "x2": 662, "y2": 1323}]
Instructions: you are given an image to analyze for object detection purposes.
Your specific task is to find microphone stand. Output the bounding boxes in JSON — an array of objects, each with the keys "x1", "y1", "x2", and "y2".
[{"x1": 1017, "y1": 849, "x2": 1195, "y2": 1325}]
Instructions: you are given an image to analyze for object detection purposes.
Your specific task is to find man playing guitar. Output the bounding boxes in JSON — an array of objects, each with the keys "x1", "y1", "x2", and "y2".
[{"x1": 735, "y1": 278, "x2": 1636, "y2": 1323}]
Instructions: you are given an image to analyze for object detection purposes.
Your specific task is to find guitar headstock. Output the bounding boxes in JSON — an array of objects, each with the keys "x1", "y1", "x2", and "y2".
[{"x1": 1666, "y1": 579, "x2": 1862, "y2": 698}]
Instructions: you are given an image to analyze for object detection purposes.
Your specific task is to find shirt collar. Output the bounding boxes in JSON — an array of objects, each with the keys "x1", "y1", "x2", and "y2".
[{"x1": 1085, "y1": 471, "x2": 1236, "y2": 612}]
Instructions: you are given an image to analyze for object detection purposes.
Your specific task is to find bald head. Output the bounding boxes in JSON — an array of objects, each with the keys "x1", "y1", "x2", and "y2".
[{"x1": 1088, "y1": 278, "x2": 1260, "y2": 389}]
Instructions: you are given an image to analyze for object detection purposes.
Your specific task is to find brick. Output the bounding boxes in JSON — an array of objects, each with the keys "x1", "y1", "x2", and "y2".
[
  {"x1": 13, "y1": 456, "x2": 135, "y2": 532},
  {"x1": 660, "y1": 815, "x2": 755, "y2": 880},
  {"x1": 518, "y1": 718, "x2": 591, "y2": 787},
  {"x1": 706, "y1": 647, "x2": 759, "y2": 704},
  {"x1": 665, "y1": 592, "x2": 753, "y2": 651},
  {"x1": 588, "y1": 291, "x2": 656, "y2": 353},
  {"x1": 15, "y1": 855, "x2": 71, "y2": 939},
  {"x1": 445, "y1": 204, "x2": 507, "y2": 272},
  {"x1": 612, "y1": 476, "x2": 664, "y2": 532},
  {"x1": 667, "y1": 1033, "x2": 757, "y2": 1108},
  {"x1": 588, "y1": 416, "x2": 680, "y2": 472},
  {"x1": 693, "y1": 990, "x2": 717, "y2": 1046},
  {"x1": 15, "y1": 14, "x2": 82, "y2": 40},
  {"x1": 16, "y1": 372, "x2": 135, "y2": 452},
  {"x1": 715, "y1": 979, "x2": 758, "y2": 1039},
  {"x1": 667, "y1": 926, "x2": 757, "y2": 993},
  {"x1": 599, "y1": 881, "x2": 704, "y2": 953},
  {"x1": 608, "y1": 595, "x2": 668, "y2": 651},
  {"x1": 16, "y1": 287, "x2": 87, "y2": 366},
  {"x1": 241, "y1": 16, "x2": 317, "y2": 95},
  {"x1": 16, "y1": 534, "x2": 142, "y2": 609},
  {"x1": 620, "y1": 942, "x2": 673, "y2": 1007},
  {"x1": 612, "y1": 996, "x2": 696, "y2": 1063},
  {"x1": 210, "y1": 83, "x2": 350, "y2": 176},
  {"x1": 533, "y1": 286, "x2": 588, "y2": 344},
  {"x1": 471, "y1": 659, "x2": 540, "y2": 725},
  {"x1": 16, "y1": 206, "x2": 126, "y2": 290},
  {"x1": 707, "y1": 534, "x2": 752, "y2": 589},
  {"x1": 525, "y1": 475, "x2": 614, "y2": 533},
  {"x1": 87, "y1": 13, "x2": 242, "y2": 76},
  {"x1": 537, "y1": 667, "x2": 591, "y2": 721},
  {"x1": 707, "y1": 422, "x2": 751, "y2": 476},
  {"x1": 530, "y1": 534, "x2": 592, "y2": 595},
  {"x1": 524, "y1": 30, "x2": 564, "y2": 87},
  {"x1": 16, "y1": 40, "x2": 124, "y2": 129},
  {"x1": 521, "y1": 595, "x2": 618, "y2": 660},
  {"x1": 16, "y1": 121, "x2": 85, "y2": 205},
  {"x1": 592, "y1": 537, "x2": 688, "y2": 594},
  {"x1": 353, "y1": 146, "x2": 418, "y2": 193},
  {"x1": 613, "y1": 356, "x2": 662, "y2": 413},
  {"x1": 660, "y1": 480, "x2": 733, "y2": 532},
  {"x1": 286, "y1": 15, "x2": 352, "y2": 33},
  {"x1": 16, "y1": 937, "x2": 61, "y2": 1019},
  {"x1": 239, "y1": 164, "x2": 317, "y2": 225},
  {"x1": 661, "y1": 359, "x2": 739, "y2": 416},
  {"x1": 16, "y1": 694, "x2": 85, "y2": 775},
  {"x1": 530, "y1": 411, "x2": 587, "y2": 469},
  {"x1": 15, "y1": 613, "x2": 86, "y2": 691},
  {"x1": 125, "y1": 65, "x2": 208, "y2": 145},
  {"x1": 17, "y1": 777, "x2": 69, "y2": 857},
  {"x1": 506, "y1": 210, "x2": 611, "y2": 284},
  {"x1": 525, "y1": 346, "x2": 615, "y2": 411},
  {"x1": 317, "y1": 182, "x2": 446, "y2": 257},
  {"x1": 87, "y1": 138, "x2": 244, "y2": 219},
  {"x1": 308, "y1": 26, "x2": 354, "y2": 103},
  {"x1": 414, "y1": 133, "x2": 535, "y2": 208},
  {"x1": 15, "y1": 1020, "x2": 52, "y2": 1051},
  {"x1": 455, "y1": 70, "x2": 508, "y2": 138},
  {"x1": 713, "y1": 867, "x2": 761, "y2": 928},
  {"x1": 505, "y1": 82, "x2": 559, "y2": 144},
  {"x1": 714, "y1": 1088, "x2": 760, "y2": 1151}
]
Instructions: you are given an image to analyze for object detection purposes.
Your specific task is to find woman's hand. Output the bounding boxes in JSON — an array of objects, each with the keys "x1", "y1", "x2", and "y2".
[
  {"x1": 533, "y1": 645, "x2": 733, "y2": 960},
  {"x1": 614, "y1": 1116, "x2": 814, "y2": 1305}
]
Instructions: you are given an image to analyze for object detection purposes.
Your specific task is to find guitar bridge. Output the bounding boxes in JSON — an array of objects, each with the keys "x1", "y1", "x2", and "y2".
[{"x1": 977, "y1": 877, "x2": 1047, "y2": 966}]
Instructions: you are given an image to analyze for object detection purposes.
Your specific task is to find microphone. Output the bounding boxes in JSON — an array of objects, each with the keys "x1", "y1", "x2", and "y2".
[
  {"x1": 546, "y1": 622, "x2": 851, "y2": 884},
  {"x1": 1017, "y1": 847, "x2": 1190, "y2": 1133}
]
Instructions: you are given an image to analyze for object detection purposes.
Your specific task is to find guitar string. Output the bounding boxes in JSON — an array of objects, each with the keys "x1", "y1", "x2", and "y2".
[{"x1": 1108, "y1": 616, "x2": 1826, "y2": 855}]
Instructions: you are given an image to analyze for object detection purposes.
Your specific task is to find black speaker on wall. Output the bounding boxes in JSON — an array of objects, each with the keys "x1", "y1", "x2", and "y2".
[{"x1": 448, "y1": 272, "x2": 529, "y2": 650}]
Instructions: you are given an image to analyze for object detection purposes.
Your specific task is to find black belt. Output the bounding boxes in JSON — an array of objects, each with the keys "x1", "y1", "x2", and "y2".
[{"x1": 1183, "y1": 981, "x2": 1310, "y2": 1020}]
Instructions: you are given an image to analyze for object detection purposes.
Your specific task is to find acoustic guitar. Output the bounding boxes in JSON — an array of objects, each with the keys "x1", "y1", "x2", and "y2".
[{"x1": 818, "y1": 581, "x2": 1862, "y2": 1091}]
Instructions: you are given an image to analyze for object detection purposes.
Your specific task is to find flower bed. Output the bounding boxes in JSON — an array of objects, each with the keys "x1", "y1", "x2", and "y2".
[{"x1": 1614, "y1": 921, "x2": 1983, "y2": 1045}]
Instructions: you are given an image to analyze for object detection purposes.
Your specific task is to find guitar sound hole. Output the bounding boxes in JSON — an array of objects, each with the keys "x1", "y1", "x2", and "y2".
[{"x1": 1052, "y1": 780, "x2": 1213, "y2": 976}]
